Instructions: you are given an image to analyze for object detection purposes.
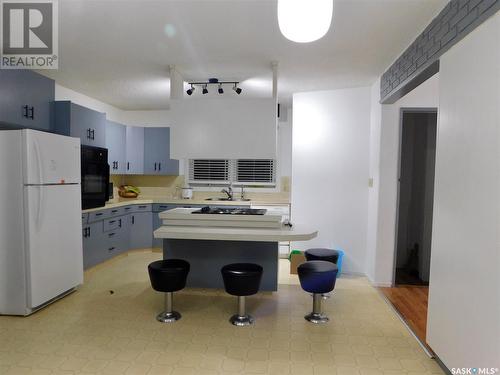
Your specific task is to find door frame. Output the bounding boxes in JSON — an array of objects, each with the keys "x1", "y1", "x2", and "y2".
[{"x1": 392, "y1": 107, "x2": 438, "y2": 286}]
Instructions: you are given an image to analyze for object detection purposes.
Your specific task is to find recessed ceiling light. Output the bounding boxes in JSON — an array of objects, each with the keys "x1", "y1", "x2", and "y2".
[{"x1": 278, "y1": 0, "x2": 333, "y2": 43}]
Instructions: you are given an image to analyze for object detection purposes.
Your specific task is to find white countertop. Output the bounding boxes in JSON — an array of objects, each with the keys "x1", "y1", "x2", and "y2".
[
  {"x1": 82, "y1": 197, "x2": 290, "y2": 213},
  {"x1": 153, "y1": 224, "x2": 318, "y2": 242}
]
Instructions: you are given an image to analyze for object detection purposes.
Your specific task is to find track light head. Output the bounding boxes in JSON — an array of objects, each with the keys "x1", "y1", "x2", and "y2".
[
  {"x1": 202, "y1": 84, "x2": 208, "y2": 95},
  {"x1": 186, "y1": 84, "x2": 195, "y2": 96},
  {"x1": 218, "y1": 84, "x2": 224, "y2": 94},
  {"x1": 233, "y1": 84, "x2": 242, "y2": 95}
]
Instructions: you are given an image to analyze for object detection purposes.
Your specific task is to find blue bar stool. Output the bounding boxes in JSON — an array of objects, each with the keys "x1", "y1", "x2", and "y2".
[{"x1": 297, "y1": 260, "x2": 338, "y2": 324}]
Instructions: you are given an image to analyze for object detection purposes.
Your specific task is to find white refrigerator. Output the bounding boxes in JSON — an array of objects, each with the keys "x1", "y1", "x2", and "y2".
[{"x1": 0, "y1": 129, "x2": 83, "y2": 316}]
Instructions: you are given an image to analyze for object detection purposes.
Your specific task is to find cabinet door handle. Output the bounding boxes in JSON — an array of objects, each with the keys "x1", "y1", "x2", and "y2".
[
  {"x1": 90, "y1": 129, "x2": 95, "y2": 140},
  {"x1": 109, "y1": 220, "x2": 116, "y2": 224},
  {"x1": 127, "y1": 162, "x2": 130, "y2": 170},
  {"x1": 118, "y1": 218, "x2": 122, "y2": 228},
  {"x1": 28, "y1": 106, "x2": 34, "y2": 119},
  {"x1": 132, "y1": 215, "x2": 135, "y2": 224},
  {"x1": 154, "y1": 162, "x2": 157, "y2": 171},
  {"x1": 87, "y1": 128, "x2": 91, "y2": 139},
  {"x1": 22, "y1": 105, "x2": 28, "y2": 118},
  {"x1": 158, "y1": 163, "x2": 161, "y2": 171},
  {"x1": 108, "y1": 247, "x2": 115, "y2": 252},
  {"x1": 116, "y1": 161, "x2": 119, "y2": 170},
  {"x1": 108, "y1": 232, "x2": 115, "y2": 237},
  {"x1": 88, "y1": 227, "x2": 91, "y2": 236}
]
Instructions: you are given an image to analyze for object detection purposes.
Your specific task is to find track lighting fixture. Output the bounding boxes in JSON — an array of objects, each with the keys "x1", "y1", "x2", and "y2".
[
  {"x1": 186, "y1": 84, "x2": 195, "y2": 96},
  {"x1": 233, "y1": 83, "x2": 242, "y2": 95},
  {"x1": 185, "y1": 79, "x2": 242, "y2": 96}
]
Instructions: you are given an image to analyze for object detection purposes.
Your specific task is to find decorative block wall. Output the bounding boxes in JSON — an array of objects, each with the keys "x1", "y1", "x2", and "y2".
[{"x1": 380, "y1": 0, "x2": 499, "y2": 103}]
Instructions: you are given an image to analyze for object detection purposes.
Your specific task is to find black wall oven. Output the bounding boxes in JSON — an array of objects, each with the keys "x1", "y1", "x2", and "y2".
[{"x1": 81, "y1": 145, "x2": 110, "y2": 209}]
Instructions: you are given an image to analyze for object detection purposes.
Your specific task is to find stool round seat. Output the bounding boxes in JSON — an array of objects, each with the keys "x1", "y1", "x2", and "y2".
[
  {"x1": 221, "y1": 263, "x2": 263, "y2": 296},
  {"x1": 305, "y1": 248, "x2": 340, "y2": 264},
  {"x1": 298, "y1": 261, "x2": 338, "y2": 294},
  {"x1": 148, "y1": 259, "x2": 190, "y2": 293},
  {"x1": 221, "y1": 263, "x2": 263, "y2": 326}
]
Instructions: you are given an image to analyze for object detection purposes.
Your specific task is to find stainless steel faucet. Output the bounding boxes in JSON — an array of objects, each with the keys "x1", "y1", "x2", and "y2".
[
  {"x1": 221, "y1": 184, "x2": 233, "y2": 200},
  {"x1": 240, "y1": 186, "x2": 245, "y2": 200}
]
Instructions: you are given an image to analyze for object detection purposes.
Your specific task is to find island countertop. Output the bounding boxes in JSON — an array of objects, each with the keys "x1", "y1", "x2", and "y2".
[
  {"x1": 154, "y1": 208, "x2": 317, "y2": 242},
  {"x1": 154, "y1": 225, "x2": 317, "y2": 242}
]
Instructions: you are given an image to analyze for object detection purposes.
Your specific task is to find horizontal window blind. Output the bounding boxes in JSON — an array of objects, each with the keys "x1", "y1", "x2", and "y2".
[
  {"x1": 189, "y1": 159, "x2": 276, "y2": 186},
  {"x1": 236, "y1": 159, "x2": 275, "y2": 183},
  {"x1": 189, "y1": 159, "x2": 229, "y2": 182}
]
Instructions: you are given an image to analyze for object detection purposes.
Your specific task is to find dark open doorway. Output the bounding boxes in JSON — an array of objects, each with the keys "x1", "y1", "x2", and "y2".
[
  {"x1": 395, "y1": 110, "x2": 437, "y2": 286},
  {"x1": 380, "y1": 109, "x2": 438, "y2": 350}
]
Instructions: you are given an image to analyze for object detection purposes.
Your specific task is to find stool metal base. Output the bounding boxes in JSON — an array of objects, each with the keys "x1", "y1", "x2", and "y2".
[
  {"x1": 229, "y1": 314, "x2": 254, "y2": 326},
  {"x1": 156, "y1": 310, "x2": 181, "y2": 323},
  {"x1": 304, "y1": 293, "x2": 330, "y2": 324},
  {"x1": 156, "y1": 292, "x2": 180, "y2": 323},
  {"x1": 304, "y1": 312, "x2": 329, "y2": 324}
]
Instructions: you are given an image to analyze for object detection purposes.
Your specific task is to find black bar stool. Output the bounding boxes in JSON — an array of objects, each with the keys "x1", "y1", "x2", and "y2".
[
  {"x1": 221, "y1": 263, "x2": 263, "y2": 326},
  {"x1": 297, "y1": 260, "x2": 338, "y2": 324},
  {"x1": 148, "y1": 259, "x2": 190, "y2": 323}
]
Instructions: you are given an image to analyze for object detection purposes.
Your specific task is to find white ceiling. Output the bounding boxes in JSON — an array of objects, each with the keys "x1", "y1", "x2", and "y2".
[{"x1": 40, "y1": 0, "x2": 447, "y2": 110}]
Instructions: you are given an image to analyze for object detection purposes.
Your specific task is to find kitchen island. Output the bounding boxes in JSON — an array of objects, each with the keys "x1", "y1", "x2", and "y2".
[{"x1": 154, "y1": 207, "x2": 317, "y2": 291}]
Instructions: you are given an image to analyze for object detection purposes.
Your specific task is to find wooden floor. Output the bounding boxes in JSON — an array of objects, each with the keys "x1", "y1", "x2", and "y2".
[{"x1": 379, "y1": 285, "x2": 430, "y2": 347}]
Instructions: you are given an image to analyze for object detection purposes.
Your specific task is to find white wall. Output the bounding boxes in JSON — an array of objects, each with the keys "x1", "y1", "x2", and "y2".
[
  {"x1": 291, "y1": 87, "x2": 371, "y2": 274},
  {"x1": 366, "y1": 78, "x2": 382, "y2": 281},
  {"x1": 427, "y1": 14, "x2": 500, "y2": 369},
  {"x1": 169, "y1": 98, "x2": 277, "y2": 159},
  {"x1": 368, "y1": 74, "x2": 439, "y2": 286},
  {"x1": 278, "y1": 107, "x2": 293, "y2": 178}
]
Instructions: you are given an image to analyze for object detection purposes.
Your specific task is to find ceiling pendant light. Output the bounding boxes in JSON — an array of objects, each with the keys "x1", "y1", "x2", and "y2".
[
  {"x1": 202, "y1": 84, "x2": 208, "y2": 94},
  {"x1": 218, "y1": 83, "x2": 224, "y2": 94},
  {"x1": 277, "y1": 0, "x2": 333, "y2": 43}
]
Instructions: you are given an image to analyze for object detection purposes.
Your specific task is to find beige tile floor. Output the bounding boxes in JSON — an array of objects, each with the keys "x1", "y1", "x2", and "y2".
[{"x1": 0, "y1": 251, "x2": 444, "y2": 375}]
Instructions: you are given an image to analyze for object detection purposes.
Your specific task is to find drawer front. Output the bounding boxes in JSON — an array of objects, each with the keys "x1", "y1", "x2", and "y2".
[
  {"x1": 103, "y1": 216, "x2": 124, "y2": 232},
  {"x1": 122, "y1": 205, "x2": 134, "y2": 215},
  {"x1": 104, "y1": 231, "x2": 122, "y2": 257},
  {"x1": 81, "y1": 213, "x2": 88, "y2": 225},
  {"x1": 153, "y1": 203, "x2": 175, "y2": 212},
  {"x1": 133, "y1": 204, "x2": 152, "y2": 212},
  {"x1": 88, "y1": 209, "x2": 110, "y2": 223},
  {"x1": 108, "y1": 207, "x2": 123, "y2": 218}
]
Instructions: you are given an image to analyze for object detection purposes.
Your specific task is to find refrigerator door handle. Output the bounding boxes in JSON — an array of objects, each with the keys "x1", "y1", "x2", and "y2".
[
  {"x1": 35, "y1": 186, "x2": 43, "y2": 232},
  {"x1": 33, "y1": 138, "x2": 44, "y2": 184}
]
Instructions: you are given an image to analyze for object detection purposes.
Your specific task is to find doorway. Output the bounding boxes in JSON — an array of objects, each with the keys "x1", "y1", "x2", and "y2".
[{"x1": 380, "y1": 109, "x2": 437, "y2": 347}]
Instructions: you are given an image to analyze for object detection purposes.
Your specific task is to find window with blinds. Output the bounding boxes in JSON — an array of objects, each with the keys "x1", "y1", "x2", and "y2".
[
  {"x1": 188, "y1": 159, "x2": 276, "y2": 186},
  {"x1": 189, "y1": 159, "x2": 230, "y2": 183},
  {"x1": 236, "y1": 159, "x2": 275, "y2": 184}
]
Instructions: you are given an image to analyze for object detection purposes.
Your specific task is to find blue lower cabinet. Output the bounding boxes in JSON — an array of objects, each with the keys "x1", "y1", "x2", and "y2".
[
  {"x1": 82, "y1": 221, "x2": 106, "y2": 269},
  {"x1": 129, "y1": 212, "x2": 153, "y2": 250}
]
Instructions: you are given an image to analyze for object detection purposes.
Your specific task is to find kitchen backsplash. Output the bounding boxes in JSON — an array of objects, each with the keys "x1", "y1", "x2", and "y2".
[{"x1": 109, "y1": 175, "x2": 291, "y2": 202}]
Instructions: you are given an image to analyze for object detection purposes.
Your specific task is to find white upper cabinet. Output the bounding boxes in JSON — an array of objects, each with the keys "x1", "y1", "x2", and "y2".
[{"x1": 169, "y1": 98, "x2": 277, "y2": 159}]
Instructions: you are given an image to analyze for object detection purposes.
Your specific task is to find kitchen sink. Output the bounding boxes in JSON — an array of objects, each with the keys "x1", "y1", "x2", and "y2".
[{"x1": 205, "y1": 197, "x2": 251, "y2": 202}]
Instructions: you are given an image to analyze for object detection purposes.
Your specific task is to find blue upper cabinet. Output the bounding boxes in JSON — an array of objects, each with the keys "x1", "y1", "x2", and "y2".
[
  {"x1": 105, "y1": 120, "x2": 126, "y2": 174},
  {"x1": 53, "y1": 101, "x2": 106, "y2": 147},
  {"x1": 125, "y1": 126, "x2": 144, "y2": 174},
  {"x1": 143, "y1": 127, "x2": 179, "y2": 175},
  {"x1": 0, "y1": 70, "x2": 55, "y2": 131}
]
